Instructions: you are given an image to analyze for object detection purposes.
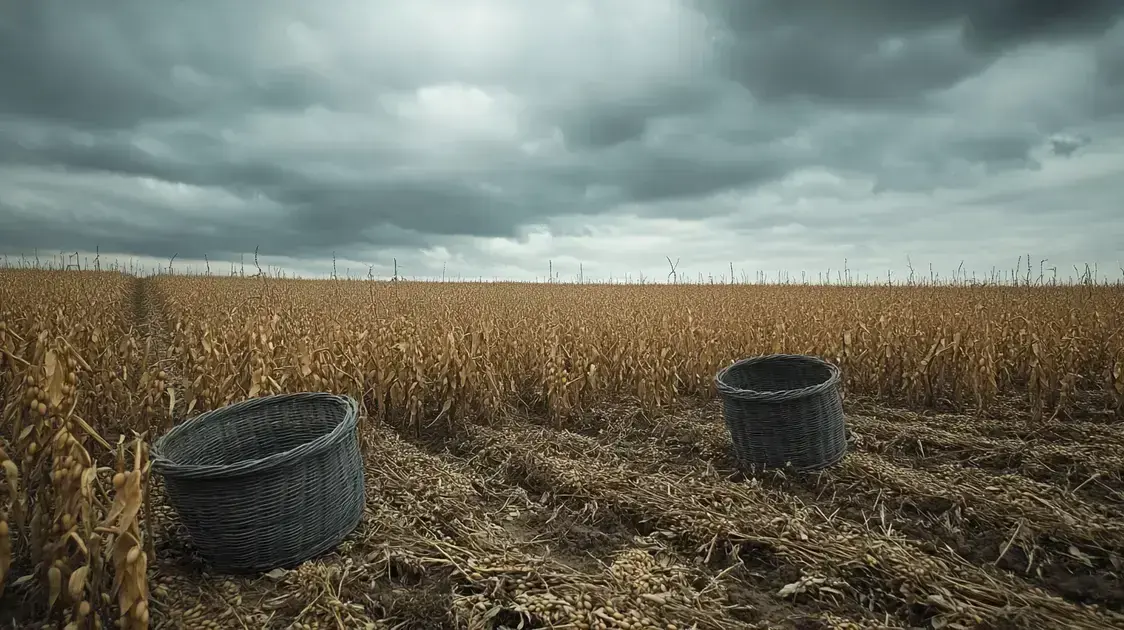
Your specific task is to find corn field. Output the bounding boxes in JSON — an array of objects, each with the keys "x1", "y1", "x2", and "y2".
[{"x1": 2, "y1": 269, "x2": 1123, "y2": 629}]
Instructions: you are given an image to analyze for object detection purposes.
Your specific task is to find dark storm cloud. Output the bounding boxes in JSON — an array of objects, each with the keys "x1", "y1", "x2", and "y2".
[
  {"x1": 698, "y1": 0, "x2": 1124, "y2": 105},
  {"x1": 962, "y1": 0, "x2": 1123, "y2": 52},
  {"x1": 551, "y1": 80, "x2": 727, "y2": 151},
  {"x1": 559, "y1": 106, "x2": 650, "y2": 151},
  {"x1": 0, "y1": 122, "x2": 299, "y2": 194},
  {"x1": 0, "y1": 0, "x2": 348, "y2": 128},
  {"x1": 0, "y1": 195, "x2": 430, "y2": 262},
  {"x1": 284, "y1": 178, "x2": 531, "y2": 239},
  {"x1": 1, "y1": 0, "x2": 1122, "y2": 272},
  {"x1": 1092, "y1": 23, "x2": 1124, "y2": 116},
  {"x1": 610, "y1": 152, "x2": 796, "y2": 207},
  {"x1": 0, "y1": 5, "x2": 181, "y2": 128}
]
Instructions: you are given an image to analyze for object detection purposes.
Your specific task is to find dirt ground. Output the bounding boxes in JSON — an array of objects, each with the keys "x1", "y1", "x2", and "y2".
[{"x1": 72, "y1": 393, "x2": 1115, "y2": 630}]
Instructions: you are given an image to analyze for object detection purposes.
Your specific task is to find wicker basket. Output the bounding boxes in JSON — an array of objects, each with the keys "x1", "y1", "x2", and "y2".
[
  {"x1": 715, "y1": 354, "x2": 846, "y2": 472},
  {"x1": 150, "y1": 392, "x2": 365, "y2": 573}
]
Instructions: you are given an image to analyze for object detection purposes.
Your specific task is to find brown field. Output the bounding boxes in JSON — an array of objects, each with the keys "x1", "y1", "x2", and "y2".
[{"x1": 2, "y1": 269, "x2": 1124, "y2": 630}]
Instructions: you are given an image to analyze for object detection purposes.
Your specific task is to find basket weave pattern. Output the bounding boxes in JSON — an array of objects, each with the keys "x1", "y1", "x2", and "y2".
[
  {"x1": 715, "y1": 354, "x2": 846, "y2": 471},
  {"x1": 150, "y1": 392, "x2": 365, "y2": 573}
]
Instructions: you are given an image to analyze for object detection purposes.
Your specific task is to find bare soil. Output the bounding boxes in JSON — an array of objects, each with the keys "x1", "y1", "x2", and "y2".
[{"x1": 118, "y1": 393, "x2": 1124, "y2": 630}]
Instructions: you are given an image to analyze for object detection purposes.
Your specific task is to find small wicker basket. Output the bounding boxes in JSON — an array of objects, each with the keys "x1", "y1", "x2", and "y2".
[
  {"x1": 715, "y1": 354, "x2": 846, "y2": 472},
  {"x1": 150, "y1": 392, "x2": 365, "y2": 573}
]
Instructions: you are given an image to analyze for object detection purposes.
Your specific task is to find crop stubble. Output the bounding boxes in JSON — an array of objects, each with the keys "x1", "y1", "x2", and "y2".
[{"x1": 1, "y1": 270, "x2": 1123, "y2": 629}]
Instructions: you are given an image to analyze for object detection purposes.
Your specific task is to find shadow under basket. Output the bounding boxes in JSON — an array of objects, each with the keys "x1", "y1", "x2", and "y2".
[
  {"x1": 150, "y1": 392, "x2": 366, "y2": 574},
  {"x1": 714, "y1": 354, "x2": 847, "y2": 472}
]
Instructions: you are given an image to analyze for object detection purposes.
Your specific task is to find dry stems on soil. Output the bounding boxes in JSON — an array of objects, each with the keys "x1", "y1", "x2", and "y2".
[{"x1": 2, "y1": 270, "x2": 1123, "y2": 628}]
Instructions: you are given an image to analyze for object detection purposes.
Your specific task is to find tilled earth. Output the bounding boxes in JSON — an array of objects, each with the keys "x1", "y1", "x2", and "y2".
[{"x1": 146, "y1": 397, "x2": 1124, "y2": 630}]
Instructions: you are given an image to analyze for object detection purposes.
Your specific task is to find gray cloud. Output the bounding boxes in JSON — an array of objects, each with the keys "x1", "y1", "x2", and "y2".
[
  {"x1": 1, "y1": 0, "x2": 1123, "y2": 279},
  {"x1": 1050, "y1": 134, "x2": 1093, "y2": 157},
  {"x1": 700, "y1": 0, "x2": 1124, "y2": 105}
]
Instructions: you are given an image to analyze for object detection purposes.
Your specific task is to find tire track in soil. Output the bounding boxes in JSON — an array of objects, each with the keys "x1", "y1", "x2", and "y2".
[
  {"x1": 130, "y1": 276, "x2": 149, "y2": 329},
  {"x1": 576, "y1": 405, "x2": 1124, "y2": 613},
  {"x1": 131, "y1": 276, "x2": 175, "y2": 349},
  {"x1": 463, "y1": 419, "x2": 1124, "y2": 629}
]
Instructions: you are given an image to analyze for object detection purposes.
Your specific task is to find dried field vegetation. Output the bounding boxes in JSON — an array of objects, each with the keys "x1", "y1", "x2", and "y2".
[{"x1": 1, "y1": 268, "x2": 1123, "y2": 630}]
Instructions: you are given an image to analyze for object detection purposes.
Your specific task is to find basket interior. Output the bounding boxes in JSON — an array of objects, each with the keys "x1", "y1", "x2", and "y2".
[
  {"x1": 721, "y1": 357, "x2": 833, "y2": 393},
  {"x1": 159, "y1": 396, "x2": 349, "y2": 467}
]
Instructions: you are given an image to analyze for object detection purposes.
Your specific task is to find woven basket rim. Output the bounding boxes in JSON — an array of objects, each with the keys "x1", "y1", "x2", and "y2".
[
  {"x1": 150, "y1": 392, "x2": 359, "y2": 481},
  {"x1": 715, "y1": 353, "x2": 840, "y2": 403}
]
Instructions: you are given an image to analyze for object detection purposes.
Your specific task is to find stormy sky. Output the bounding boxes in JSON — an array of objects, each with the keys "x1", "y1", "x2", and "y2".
[{"x1": 2, "y1": 0, "x2": 1122, "y2": 282}]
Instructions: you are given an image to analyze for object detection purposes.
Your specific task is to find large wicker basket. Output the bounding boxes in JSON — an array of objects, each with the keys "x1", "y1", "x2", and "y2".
[
  {"x1": 150, "y1": 392, "x2": 365, "y2": 573},
  {"x1": 715, "y1": 354, "x2": 846, "y2": 472}
]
